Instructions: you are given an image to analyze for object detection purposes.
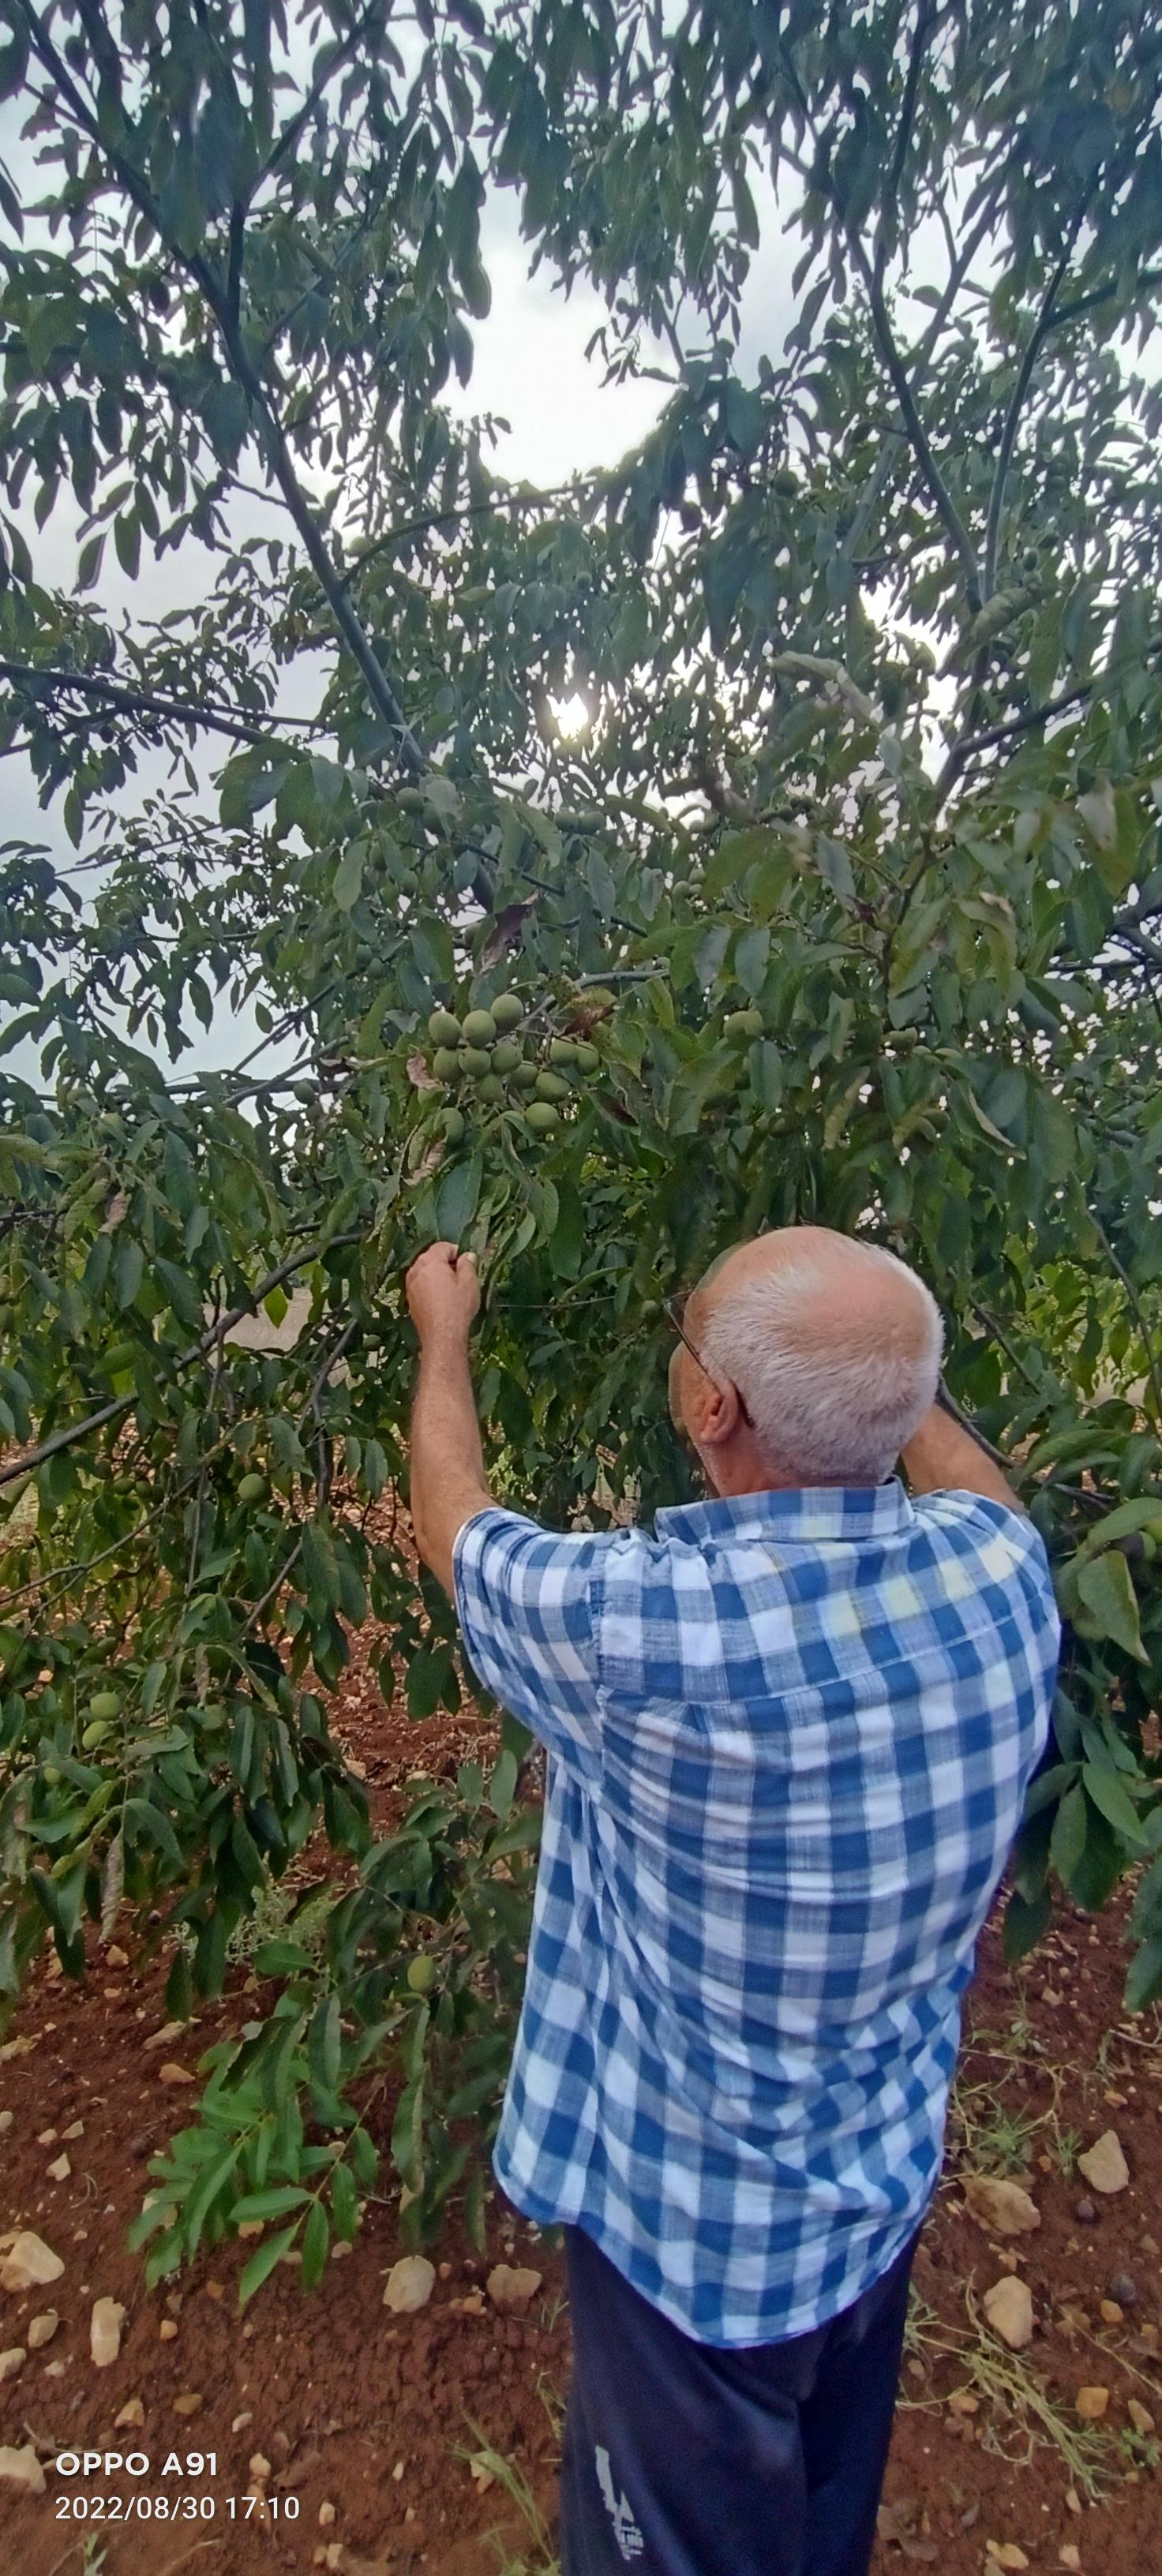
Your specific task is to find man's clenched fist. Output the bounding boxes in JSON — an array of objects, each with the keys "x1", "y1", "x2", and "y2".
[{"x1": 405, "y1": 1240, "x2": 481, "y2": 1346}]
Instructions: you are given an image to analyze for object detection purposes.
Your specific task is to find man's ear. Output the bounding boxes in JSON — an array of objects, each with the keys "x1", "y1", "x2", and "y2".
[{"x1": 695, "y1": 1374, "x2": 742, "y2": 1449}]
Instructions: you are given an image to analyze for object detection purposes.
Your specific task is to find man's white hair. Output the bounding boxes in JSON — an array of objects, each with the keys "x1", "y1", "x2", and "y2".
[{"x1": 698, "y1": 1234, "x2": 944, "y2": 1487}]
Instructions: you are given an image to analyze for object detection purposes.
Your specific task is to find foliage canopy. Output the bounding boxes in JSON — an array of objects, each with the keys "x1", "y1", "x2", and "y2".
[{"x1": 1, "y1": 0, "x2": 1161, "y2": 2287}]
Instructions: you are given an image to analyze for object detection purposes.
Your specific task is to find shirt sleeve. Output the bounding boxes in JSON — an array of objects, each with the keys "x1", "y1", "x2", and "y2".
[
  {"x1": 452, "y1": 1506, "x2": 609, "y2": 1766},
  {"x1": 918, "y1": 1488, "x2": 1062, "y2": 1702}
]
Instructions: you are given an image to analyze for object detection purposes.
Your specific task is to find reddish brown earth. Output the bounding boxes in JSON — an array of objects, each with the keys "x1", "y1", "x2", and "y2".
[{"x1": 2, "y1": 1638, "x2": 1160, "y2": 2576}]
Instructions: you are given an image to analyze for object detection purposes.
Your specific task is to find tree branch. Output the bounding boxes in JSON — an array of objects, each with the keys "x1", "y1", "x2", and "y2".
[
  {"x1": 0, "y1": 657, "x2": 308, "y2": 749},
  {"x1": 260, "y1": 0, "x2": 386, "y2": 182},
  {"x1": 983, "y1": 212, "x2": 1087, "y2": 600},
  {"x1": 873, "y1": 0, "x2": 939, "y2": 292},
  {"x1": 929, "y1": 676, "x2": 1096, "y2": 808},
  {"x1": 13, "y1": 0, "x2": 426, "y2": 780},
  {"x1": 0, "y1": 1234, "x2": 361, "y2": 1494}
]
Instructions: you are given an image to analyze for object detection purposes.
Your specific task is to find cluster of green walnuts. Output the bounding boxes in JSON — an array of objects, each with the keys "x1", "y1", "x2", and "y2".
[{"x1": 425, "y1": 992, "x2": 601, "y2": 1144}]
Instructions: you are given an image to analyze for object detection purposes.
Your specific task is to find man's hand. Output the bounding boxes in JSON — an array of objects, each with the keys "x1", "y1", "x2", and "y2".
[{"x1": 405, "y1": 1240, "x2": 481, "y2": 1348}]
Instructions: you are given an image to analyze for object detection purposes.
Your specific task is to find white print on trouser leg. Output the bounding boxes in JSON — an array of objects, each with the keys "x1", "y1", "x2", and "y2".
[{"x1": 594, "y1": 2447, "x2": 645, "y2": 2563}]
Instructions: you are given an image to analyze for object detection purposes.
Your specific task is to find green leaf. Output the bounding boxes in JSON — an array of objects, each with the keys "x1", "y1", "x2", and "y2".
[
  {"x1": 334, "y1": 842, "x2": 365, "y2": 911},
  {"x1": 1081, "y1": 1762, "x2": 1147, "y2": 1850},
  {"x1": 300, "y1": 2196, "x2": 329, "y2": 2290},
  {"x1": 238, "y1": 2220, "x2": 300, "y2": 2309},
  {"x1": 331, "y1": 2158, "x2": 358, "y2": 2241},
  {"x1": 1002, "y1": 1884, "x2": 1051, "y2": 1961},
  {"x1": 1125, "y1": 1935, "x2": 1162, "y2": 2015},
  {"x1": 155, "y1": 1257, "x2": 205, "y2": 1335},
  {"x1": 232, "y1": 2185, "x2": 311, "y2": 2225},
  {"x1": 435, "y1": 1152, "x2": 482, "y2": 1245},
  {"x1": 488, "y1": 1747, "x2": 518, "y2": 1821},
  {"x1": 1074, "y1": 1550, "x2": 1148, "y2": 1660}
]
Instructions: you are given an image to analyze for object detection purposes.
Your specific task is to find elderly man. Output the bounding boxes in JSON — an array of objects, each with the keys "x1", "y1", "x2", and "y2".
[{"x1": 404, "y1": 1225, "x2": 1059, "y2": 2576}]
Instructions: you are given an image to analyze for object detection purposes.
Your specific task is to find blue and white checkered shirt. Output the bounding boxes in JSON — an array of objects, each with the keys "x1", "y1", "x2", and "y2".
[{"x1": 453, "y1": 1480, "x2": 1059, "y2": 2346}]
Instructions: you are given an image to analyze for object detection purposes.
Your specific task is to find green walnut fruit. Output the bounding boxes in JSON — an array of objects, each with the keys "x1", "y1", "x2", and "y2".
[
  {"x1": 1142, "y1": 1515, "x2": 1162, "y2": 1547},
  {"x1": 407, "y1": 1955, "x2": 437, "y2": 1994},
  {"x1": 461, "y1": 1008, "x2": 497, "y2": 1047},
  {"x1": 1021, "y1": 548, "x2": 1040, "y2": 574},
  {"x1": 82, "y1": 1719, "x2": 113, "y2": 1750},
  {"x1": 774, "y1": 468, "x2": 798, "y2": 498},
  {"x1": 238, "y1": 1472, "x2": 267, "y2": 1506},
  {"x1": 511, "y1": 1059, "x2": 539, "y2": 1092},
  {"x1": 432, "y1": 1046, "x2": 460, "y2": 1082},
  {"x1": 292, "y1": 1081, "x2": 317, "y2": 1104},
  {"x1": 429, "y1": 1007, "x2": 461, "y2": 1047},
  {"x1": 573, "y1": 1042, "x2": 600, "y2": 1075},
  {"x1": 492, "y1": 1038, "x2": 522, "y2": 1074},
  {"x1": 525, "y1": 1102, "x2": 559, "y2": 1136},
  {"x1": 478, "y1": 1073, "x2": 505, "y2": 1105},
  {"x1": 442, "y1": 1106, "x2": 466, "y2": 1144},
  {"x1": 491, "y1": 992, "x2": 524, "y2": 1032},
  {"x1": 43, "y1": 1764, "x2": 62, "y2": 1787},
  {"x1": 724, "y1": 1008, "x2": 763, "y2": 1039},
  {"x1": 88, "y1": 1689, "x2": 122, "y2": 1722},
  {"x1": 534, "y1": 1069, "x2": 570, "y2": 1103},
  {"x1": 549, "y1": 1038, "x2": 576, "y2": 1065},
  {"x1": 459, "y1": 1044, "x2": 492, "y2": 1078}
]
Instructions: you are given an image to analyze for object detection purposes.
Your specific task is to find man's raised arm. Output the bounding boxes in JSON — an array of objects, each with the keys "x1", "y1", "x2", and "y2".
[
  {"x1": 900, "y1": 1382, "x2": 1026, "y2": 1515},
  {"x1": 406, "y1": 1241, "x2": 495, "y2": 1595}
]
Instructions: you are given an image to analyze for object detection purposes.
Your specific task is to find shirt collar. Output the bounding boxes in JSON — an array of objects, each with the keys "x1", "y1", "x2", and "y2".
[{"x1": 653, "y1": 1477, "x2": 916, "y2": 1546}]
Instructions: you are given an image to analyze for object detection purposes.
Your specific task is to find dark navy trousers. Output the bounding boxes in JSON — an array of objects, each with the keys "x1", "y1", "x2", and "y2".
[{"x1": 559, "y1": 2223, "x2": 919, "y2": 2576}]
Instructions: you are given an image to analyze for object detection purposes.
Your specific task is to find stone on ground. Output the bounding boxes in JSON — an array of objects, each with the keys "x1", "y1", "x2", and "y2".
[
  {"x1": 982, "y1": 2275, "x2": 1034, "y2": 2349},
  {"x1": 1075, "y1": 2384, "x2": 1109, "y2": 2420},
  {"x1": 486, "y1": 2262, "x2": 543, "y2": 2311},
  {"x1": 0, "y1": 2445, "x2": 45, "y2": 2494},
  {"x1": 27, "y1": 2310, "x2": 58, "y2": 2350},
  {"x1": 0, "y1": 2232, "x2": 65, "y2": 2293},
  {"x1": 1077, "y1": 2129, "x2": 1129, "y2": 2195},
  {"x1": 961, "y1": 2175, "x2": 1040, "y2": 2237},
  {"x1": 90, "y1": 2297, "x2": 126, "y2": 2368},
  {"x1": 382, "y1": 2255, "x2": 435, "y2": 2313},
  {"x1": 0, "y1": 2348, "x2": 25, "y2": 2382}
]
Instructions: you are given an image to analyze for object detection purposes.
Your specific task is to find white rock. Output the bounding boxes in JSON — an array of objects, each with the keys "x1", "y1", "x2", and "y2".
[
  {"x1": 382, "y1": 2255, "x2": 436, "y2": 2313},
  {"x1": 143, "y1": 2020, "x2": 187, "y2": 2050},
  {"x1": 0, "y1": 2445, "x2": 45, "y2": 2493},
  {"x1": 1078, "y1": 2129, "x2": 1130, "y2": 2196},
  {"x1": 0, "y1": 2110, "x2": 12, "y2": 2133},
  {"x1": 27, "y1": 2311, "x2": 58, "y2": 2350},
  {"x1": 486, "y1": 2263, "x2": 543, "y2": 2311},
  {"x1": 0, "y1": 2232, "x2": 65, "y2": 2293},
  {"x1": 62, "y1": 2120, "x2": 84, "y2": 2140},
  {"x1": 114, "y1": 2398, "x2": 144, "y2": 2429},
  {"x1": 983, "y1": 2275, "x2": 1034, "y2": 2349},
  {"x1": 961, "y1": 2175, "x2": 1040, "y2": 2237},
  {"x1": 106, "y1": 1945, "x2": 129, "y2": 1968},
  {"x1": 0, "y1": 2348, "x2": 25, "y2": 2382},
  {"x1": 156, "y1": 2061, "x2": 194, "y2": 2085},
  {"x1": 47, "y1": 2153, "x2": 71, "y2": 2182},
  {"x1": 90, "y1": 2297, "x2": 126, "y2": 2368}
]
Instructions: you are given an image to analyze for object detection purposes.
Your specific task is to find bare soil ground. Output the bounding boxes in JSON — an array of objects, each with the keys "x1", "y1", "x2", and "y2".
[{"x1": 2, "y1": 1638, "x2": 1160, "y2": 2576}]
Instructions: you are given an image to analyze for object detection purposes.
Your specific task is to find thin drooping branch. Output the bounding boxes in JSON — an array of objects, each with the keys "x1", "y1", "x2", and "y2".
[
  {"x1": 983, "y1": 212, "x2": 1087, "y2": 600},
  {"x1": 260, "y1": 0, "x2": 386, "y2": 182},
  {"x1": 14, "y1": 0, "x2": 426, "y2": 780},
  {"x1": 873, "y1": 0, "x2": 939, "y2": 291},
  {"x1": 770, "y1": 27, "x2": 981, "y2": 605},
  {"x1": 0, "y1": 1232, "x2": 361, "y2": 1494},
  {"x1": 0, "y1": 658, "x2": 312, "y2": 750},
  {"x1": 929, "y1": 677, "x2": 1096, "y2": 809}
]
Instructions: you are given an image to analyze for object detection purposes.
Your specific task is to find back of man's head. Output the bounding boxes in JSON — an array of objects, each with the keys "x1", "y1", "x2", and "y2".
[{"x1": 695, "y1": 1227, "x2": 943, "y2": 1487}]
